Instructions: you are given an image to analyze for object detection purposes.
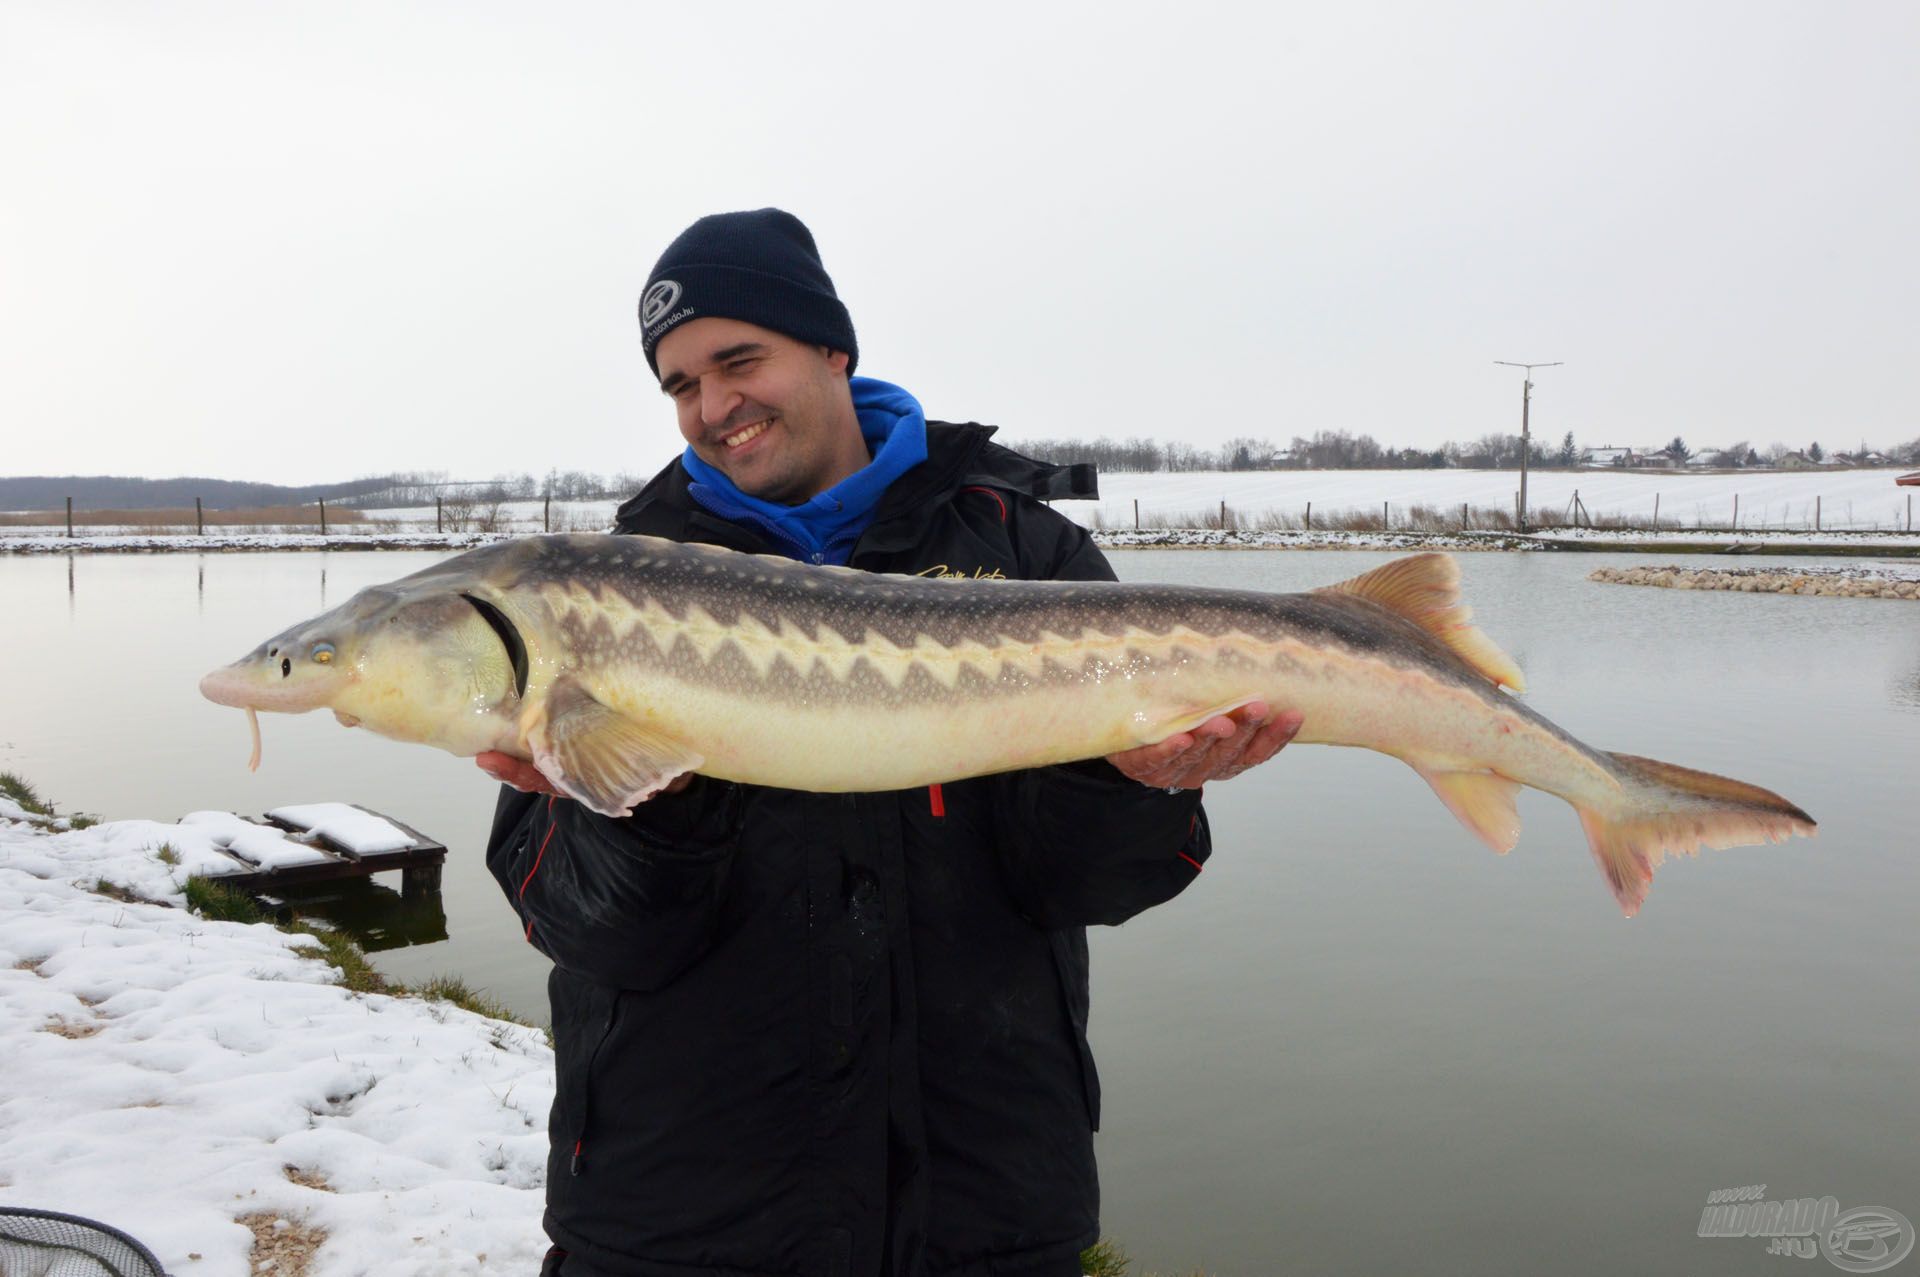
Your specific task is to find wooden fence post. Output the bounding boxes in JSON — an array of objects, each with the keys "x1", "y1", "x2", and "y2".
[
  {"x1": 1461, "y1": 501, "x2": 1468, "y2": 530},
  {"x1": 318, "y1": 498, "x2": 327, "y2": 535},
  {"x1": 195, "y1": 497, "x2": 204, "y2": 535},
  {"x1": 1219, "y1": 499, "x2": 1227, "y2": 530},
  {"x1": 1816, "y1": 495, "x2": 1821, "y2": 531},
  {"x1": 1305, "y1": 502, "x2": 1312, "y2": 531},
  {"x1": 1133, "y1": 498, "x2": 1139, "y2": 531},
  {"x1": 1382, "y1": 500, "x2": 1389, "y2": 530},
  {"x1": 1653, "y1": 493, "x2": 1660, "y2": 528},
  {"x1": 544, "y1": 495, "x2": 552, "y2": 532},
  {"x1": 1732, "y1": 493, "x2": 1738, "y2": 530},
  {"x1": 436, "y1": 496, "x2": 443, "y2": 533},
  {"x1": 66, "y1": 496, "x2": 74, "y2": 538}
]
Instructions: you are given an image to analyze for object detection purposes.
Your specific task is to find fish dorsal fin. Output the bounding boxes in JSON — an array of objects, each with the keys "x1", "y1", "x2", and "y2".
[{"x1": 1315, "y1": 553, "x2": 1526, "y2": 692}]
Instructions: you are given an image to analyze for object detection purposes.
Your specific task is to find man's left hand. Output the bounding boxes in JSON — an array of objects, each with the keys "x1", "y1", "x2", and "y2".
[{"x1": 1105, "y1": 701, "x2": 1304, "y2": 792}]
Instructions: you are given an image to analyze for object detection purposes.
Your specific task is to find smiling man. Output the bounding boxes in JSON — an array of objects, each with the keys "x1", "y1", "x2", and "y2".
[{"x1": 483, "y1": 209, "x2": 1299, "y2": 1277}]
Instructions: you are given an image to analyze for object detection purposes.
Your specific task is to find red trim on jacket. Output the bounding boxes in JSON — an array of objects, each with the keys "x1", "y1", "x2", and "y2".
[
  {"x1": 960, "y1": 485, "x2": 1008, "y2": 523},
  {"x1": 521, "y1": 796, "x2": 558, "y2": 940},
  {"x1": 928, "y1": 784, "x2": 946, "y2": 818}
]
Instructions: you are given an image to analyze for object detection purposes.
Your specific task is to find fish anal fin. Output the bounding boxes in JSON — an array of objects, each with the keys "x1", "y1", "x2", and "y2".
[
  {"x1": 526, "y1": 677, "x2": 703, "y2": 818},
  {"x1": 1316, "y1": 553, "x2": 1526, "y2": 692},
  {"x1": 1414, "y1": 764, "x2": 1523, "y2": 854}
]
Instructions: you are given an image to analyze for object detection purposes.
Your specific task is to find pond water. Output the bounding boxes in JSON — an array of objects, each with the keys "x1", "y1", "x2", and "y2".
[{"x1": 2, "y1": 548, "x2": 1915, "y2": 1276}]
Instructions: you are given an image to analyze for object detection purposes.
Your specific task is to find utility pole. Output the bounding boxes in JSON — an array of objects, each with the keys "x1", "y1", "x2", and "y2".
[{"x1": 1494, "y1": 360, "x2": 1562, "y2": 532}]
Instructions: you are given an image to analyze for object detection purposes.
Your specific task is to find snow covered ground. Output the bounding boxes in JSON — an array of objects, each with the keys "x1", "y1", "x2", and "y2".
[
  {"x1": 0, "y1": 797, "x2": 552, "y2": 1276},
  {"x1": 6, "y1": 471, "x2": 1916, "y2": 554},
  {"x1": 0, "y1": 531, "x2": 515, "y2": 554},
  {"x1": 1068, "y1": 467, "x2": 1918, "y2": 532}
]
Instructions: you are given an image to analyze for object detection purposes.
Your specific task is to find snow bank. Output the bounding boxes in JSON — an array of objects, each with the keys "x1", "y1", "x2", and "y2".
[
  {"x1": 1090, "y1": 528, "x2": 1538, "y2": 552},
  {"x1": 0, "y1": 810, "x2": 552, "y2": 1276},
  {"x1": 0, "y1": 532, "x2": 512, "y2": 554}
]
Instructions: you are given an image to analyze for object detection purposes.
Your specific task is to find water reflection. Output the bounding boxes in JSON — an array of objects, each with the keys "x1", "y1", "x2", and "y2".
[
  {"x1": 260, "y1": 880, "x2": 449, "y2": 952},
  {"x1": 1892, "y1": 655, "x2": 1920, "y2": 710}
]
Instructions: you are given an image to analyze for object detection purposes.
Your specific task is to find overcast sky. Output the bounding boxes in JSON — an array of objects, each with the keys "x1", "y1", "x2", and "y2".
[{"x1": 4, "y1": 1, "x2": 1916, "y2": 485}]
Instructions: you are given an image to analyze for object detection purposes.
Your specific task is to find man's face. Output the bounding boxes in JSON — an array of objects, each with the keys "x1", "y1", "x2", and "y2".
[{"x1": 655, "y1": 317, "x2": 863, "y2": 505}]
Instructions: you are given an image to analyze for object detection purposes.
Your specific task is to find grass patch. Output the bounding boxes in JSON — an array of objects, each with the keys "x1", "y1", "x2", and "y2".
[
  {"x1": 0, "y1": 772, "x2": 52, "y2": 815},
  {"x1": 416, "y1": 974, "x2": 528, "y2": 1025},
  {"x1": 0, "y1": 771, "x2": 100, "y2": 828},
  {"x1": 182, "y1": 877, "x2": 266, "y2": 924},
  {"x1": 153, "y1": 842, "x2": 181, "y2": 866},
  {"x1": 285, "y1": 921, "x2": 393, "y2": 995},
  {"x1": 90, "y1": 878, "x2": 145, "y2": 905},
  {"x1": 1081, "y1": 1239, "x2": 1132, "y2": 1276}
]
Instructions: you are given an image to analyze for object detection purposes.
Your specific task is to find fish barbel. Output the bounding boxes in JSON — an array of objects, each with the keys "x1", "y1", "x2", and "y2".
[{"x1": 198, "y1": 534, "x2": 1814, "y2": 915}]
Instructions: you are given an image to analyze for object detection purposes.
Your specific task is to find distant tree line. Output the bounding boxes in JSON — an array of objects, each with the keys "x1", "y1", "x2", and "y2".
[
  {"x1": 0, "y1": 474, "x2": 394, "y2": 513},
  {"x1": 1007, "y1": 430, "x2": 1920, "y2": 472},
  {"x1": 349, "y1": 469, "x2": 651, "y2": 508}
]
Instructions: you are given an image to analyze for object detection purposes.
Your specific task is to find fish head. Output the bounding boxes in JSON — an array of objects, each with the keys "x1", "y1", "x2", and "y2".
[{"x1": 200, "y1": 584, "x2": 526, "y2": 759}]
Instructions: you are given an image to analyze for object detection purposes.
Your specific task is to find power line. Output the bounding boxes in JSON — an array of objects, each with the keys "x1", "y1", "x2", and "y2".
[{"x1": 1493, "y1": 361, "x2": 1563, "y2": 532}]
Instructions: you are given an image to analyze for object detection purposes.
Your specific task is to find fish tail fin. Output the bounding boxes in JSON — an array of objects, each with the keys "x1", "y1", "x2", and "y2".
[{"x1": 1577, "y1": 753, "x2": 1816, "y2": 917}]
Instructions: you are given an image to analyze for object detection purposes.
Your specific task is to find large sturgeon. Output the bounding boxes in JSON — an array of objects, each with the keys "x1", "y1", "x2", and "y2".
[{"x1": 199, "y1": 534, "x2": 1813, "y2": 915}]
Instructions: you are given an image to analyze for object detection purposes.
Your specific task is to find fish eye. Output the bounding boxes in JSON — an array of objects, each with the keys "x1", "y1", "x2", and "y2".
[
  {"x1": 280, "y1": 657, "x2": 291, "y2": 678},
  {"x1": 312, "y1": 643, "x2": 335, "y2": 665}
]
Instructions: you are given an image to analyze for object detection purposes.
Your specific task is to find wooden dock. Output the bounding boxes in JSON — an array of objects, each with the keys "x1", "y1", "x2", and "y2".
[{"x1": 201, "y1": 805, "x2": 446, "y2": 900}]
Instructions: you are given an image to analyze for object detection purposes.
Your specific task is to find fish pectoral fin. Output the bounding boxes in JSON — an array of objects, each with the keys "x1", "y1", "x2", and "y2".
[
  {"x1": 1412, "y1": 764, "x2": 1523, "y2": 854},
  {"x1": 527, "y1": 678, "x2": 704, "y2": 818},
  {"x1": 1316, "y1": 554, "x2": 1527, "y2": 692}
]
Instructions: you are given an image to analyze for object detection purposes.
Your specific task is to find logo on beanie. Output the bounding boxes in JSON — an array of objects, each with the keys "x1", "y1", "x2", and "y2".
[{"x1": 640, "y1": 279, "x2": 683, "y2": 331}]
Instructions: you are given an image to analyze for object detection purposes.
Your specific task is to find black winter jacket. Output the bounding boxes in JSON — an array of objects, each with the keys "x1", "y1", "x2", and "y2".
[{"x1": 486, "y1": 422, "x2": 1212, "y2": 1277}]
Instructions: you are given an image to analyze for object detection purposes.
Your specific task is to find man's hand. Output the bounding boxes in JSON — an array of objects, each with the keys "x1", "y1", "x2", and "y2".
[
  {"x1": 1105, "y1": 702, "x2": 1303, "y2": 792},
  {"x1": 476, "y1": 751, "x2": 693, "y2": 798}
]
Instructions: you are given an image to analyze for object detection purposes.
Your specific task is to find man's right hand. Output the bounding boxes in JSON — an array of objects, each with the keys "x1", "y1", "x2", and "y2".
[{"x1": 476, "y1": 751, "x2": 694, "y2": 798}]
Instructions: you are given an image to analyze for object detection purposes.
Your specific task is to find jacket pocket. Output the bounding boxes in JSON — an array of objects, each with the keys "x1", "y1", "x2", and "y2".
[
  {"x1": 1048, "y1": 929, "x2": 1101, "y2": 1131},
  {"x1": 550, "y1": 978, "x2": 622, "y2": 1175}
]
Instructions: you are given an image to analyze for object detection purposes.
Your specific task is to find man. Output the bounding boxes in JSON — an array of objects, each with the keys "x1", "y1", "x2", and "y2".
[{"x1": 482, "y1": 209, "x2": 1299, "y2": 1277}]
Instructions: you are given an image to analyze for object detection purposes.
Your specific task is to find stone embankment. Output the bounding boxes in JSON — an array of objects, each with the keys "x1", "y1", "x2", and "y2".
[{"x1": 1590, "y1": 565, "x2": 1920, "y2": 599}]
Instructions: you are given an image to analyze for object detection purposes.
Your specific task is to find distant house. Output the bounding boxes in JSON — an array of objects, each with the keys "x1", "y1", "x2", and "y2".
[
  {"x1": 1583, "y1": 446, "x2": 1632, "y2": 467},
  {"x1": 1628, "y1": 451, "x2": 1678, "y2": 469},
  {"x1": 1687, "y1": 451, "x2": 1731, "y2": 468},
  {"x1": 1776, "y1": 451, "x2": 1818, "y2": 470}
]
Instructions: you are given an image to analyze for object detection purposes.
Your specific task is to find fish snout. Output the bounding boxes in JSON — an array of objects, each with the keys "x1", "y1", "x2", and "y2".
[{"x1": 198, "y1": 654, "x2": 337, "y2": 712}]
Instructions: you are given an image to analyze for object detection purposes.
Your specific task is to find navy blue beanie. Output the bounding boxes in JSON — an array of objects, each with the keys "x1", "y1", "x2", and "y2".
[{"x1": 638, "y1": 208, "x2": 858, "y2": 377}]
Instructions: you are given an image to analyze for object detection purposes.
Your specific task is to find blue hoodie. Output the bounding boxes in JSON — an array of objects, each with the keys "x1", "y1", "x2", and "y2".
[{"x1": 680, "y1": 376, "x2": 930, "y2": 565}]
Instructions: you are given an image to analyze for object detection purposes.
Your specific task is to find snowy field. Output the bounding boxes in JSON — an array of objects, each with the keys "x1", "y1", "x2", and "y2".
[
  {"x1": 1068, "y1": 467, "x2": 1918, "y2": 531},
  {"x1": 5, "y1": 470, "x2": 1915, "y2": 543},
  {"x1": 0, "y1": 797, "x2": 552, "y2": 1275},
  {"x1": 344, "y1": 470, "x2": 1920, "y2": 532}
]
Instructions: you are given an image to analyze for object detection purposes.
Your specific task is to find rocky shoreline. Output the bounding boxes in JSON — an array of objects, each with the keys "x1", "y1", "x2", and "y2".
[{"x1": 1589, "y1": 565, "x2": 1920, "y2": 599}]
